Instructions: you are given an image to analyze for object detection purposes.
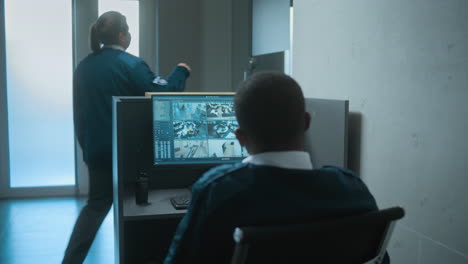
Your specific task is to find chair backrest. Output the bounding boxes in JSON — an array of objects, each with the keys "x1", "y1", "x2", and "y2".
[{"x1": 231, "y1": 207, "x2": 405, "y2": 264}]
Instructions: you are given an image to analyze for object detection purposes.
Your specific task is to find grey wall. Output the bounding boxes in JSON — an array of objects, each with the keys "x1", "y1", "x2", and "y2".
[
  {"x1": 156, "y1": 0, "x2": 250, "y2": 92},
  {"x1": 293, "y1": 1, "x2": 468, "y2": 263},
  {"x1": 231, "y1": 0, "x2": 251, "y2": 90},
  {"x1": 73, "y1": 0, "x2": 99, "y2": 196},
  {"x1": 198, "y1": 0, "x2": 232, "y2": 92},
  {"x1": 74, "y1": 0, "x2": 97, "y2": 64},
  {"x1": 0, "y1": 0, "x2": 10, "y2": 196},
  {"x1": 140, "y1": 0, "x2": 157, "y2": 72},
  {"x1": 156, "y1": 0, "x2": 202, "y2": 92}
]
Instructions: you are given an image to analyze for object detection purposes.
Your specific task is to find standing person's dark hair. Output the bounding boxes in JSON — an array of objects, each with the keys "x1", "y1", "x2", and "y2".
[
  {"x1": 89, "y1": 11, "x2": 130, "y2": 52},
  {"x1": 62, "y1": 10, "x2": 191, "y2": 264},
  {"x1": 234, "y1": 72, "x2": 310, "y2": 154}
]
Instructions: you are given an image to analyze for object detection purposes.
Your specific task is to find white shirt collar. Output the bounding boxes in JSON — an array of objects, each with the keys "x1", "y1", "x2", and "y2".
[
  {"x1": 103, "y1": 44, "x2": 125, "y2": 51},
  {"x1": 242, "y1": 151, "x2": 313, "y2": 170}
]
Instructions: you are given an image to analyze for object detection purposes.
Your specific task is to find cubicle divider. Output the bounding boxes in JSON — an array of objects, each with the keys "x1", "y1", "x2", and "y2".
[{"x1": 113, "y1": 96, "x2": 217, "y2": 263}]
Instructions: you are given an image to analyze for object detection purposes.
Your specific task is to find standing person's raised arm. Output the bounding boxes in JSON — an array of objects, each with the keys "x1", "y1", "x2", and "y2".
[
  {"x1": 163, "y1": 63, "x2": 192, "y2": 92},
  {"x1": 129, "y1": 59, "x2": 191, "y2": 94}
]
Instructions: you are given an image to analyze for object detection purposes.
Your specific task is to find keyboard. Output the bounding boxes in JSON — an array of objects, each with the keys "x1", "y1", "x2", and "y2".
[{"x1": 170, "y1": 194, "x2": 191, "y2": 210}]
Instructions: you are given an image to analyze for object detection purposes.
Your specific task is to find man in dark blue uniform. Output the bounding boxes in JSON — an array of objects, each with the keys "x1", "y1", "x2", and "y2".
[
  {"x1": 163, "y1": 72, "x2": 386, "y2": 264},
  {"x1": 63, "y1": 11, "x2": 191, "y2": 264}
]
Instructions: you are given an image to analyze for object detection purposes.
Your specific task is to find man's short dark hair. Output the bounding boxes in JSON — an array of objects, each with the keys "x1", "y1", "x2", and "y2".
[{"x1": 235, "y1": 72, "x2": 306, "y2": 149}]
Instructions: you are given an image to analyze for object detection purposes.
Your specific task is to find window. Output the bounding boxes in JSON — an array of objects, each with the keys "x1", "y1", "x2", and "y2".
[{"x1": 5, "y1": 0, "x2": 74, "y2": 187}]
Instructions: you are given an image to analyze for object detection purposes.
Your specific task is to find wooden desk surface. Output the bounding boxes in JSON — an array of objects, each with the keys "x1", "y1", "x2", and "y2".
[{"x1": 123, "y1": 188, "x2": 191, "y2": 220}]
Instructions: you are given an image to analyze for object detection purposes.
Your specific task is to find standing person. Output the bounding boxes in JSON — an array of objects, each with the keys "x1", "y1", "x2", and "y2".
[
  {"x1": 63, "y1": 11, "x2": 191, "y2": 264},
  {"x1": 163, "y1": 72, "x2": 387, "y2": 264}
]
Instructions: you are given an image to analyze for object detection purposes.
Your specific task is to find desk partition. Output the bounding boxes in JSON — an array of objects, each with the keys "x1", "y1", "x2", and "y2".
[{"x1": 113, "y1": 97, "x2": 213, "y2": 263}]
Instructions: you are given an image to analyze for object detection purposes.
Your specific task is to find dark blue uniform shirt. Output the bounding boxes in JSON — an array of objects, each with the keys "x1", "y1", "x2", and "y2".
[
  {"x1": 73, "y1": 48, "x2": 189, "y2": 165},
  {"x1": 163, "y1": 163, "x2": 378, "y2": 264}
]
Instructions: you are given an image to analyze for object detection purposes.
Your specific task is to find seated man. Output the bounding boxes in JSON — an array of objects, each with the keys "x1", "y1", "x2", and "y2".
[{"x1": 163, "y1": 72, "x2": 382, "y2": 264}]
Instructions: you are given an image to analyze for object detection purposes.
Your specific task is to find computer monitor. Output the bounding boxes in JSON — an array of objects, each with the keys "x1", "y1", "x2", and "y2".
[{"x1": 151, "y1": 92, "x2": 248, "y2": 166}]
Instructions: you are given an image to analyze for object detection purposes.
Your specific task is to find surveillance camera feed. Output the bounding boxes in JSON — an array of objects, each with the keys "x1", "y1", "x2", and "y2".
[{"x1": 152, "y1": 94, "x2": 248, "y2": 165}]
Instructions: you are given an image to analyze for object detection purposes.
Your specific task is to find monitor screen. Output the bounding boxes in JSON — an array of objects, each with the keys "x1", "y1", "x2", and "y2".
[{"x1": 152, "y1": 93, "x2": 248, "y2": 165}]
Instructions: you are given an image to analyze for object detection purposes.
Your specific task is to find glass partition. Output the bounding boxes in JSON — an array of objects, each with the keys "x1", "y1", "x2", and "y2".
[{"x1": 5, "y1": 0, "x2": 74, "y2": 187}]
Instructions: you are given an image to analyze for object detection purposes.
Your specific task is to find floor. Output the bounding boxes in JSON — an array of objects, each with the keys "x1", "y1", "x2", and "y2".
[{"x1": 0, "y1": 197, "x2": 114, "y2": 264}]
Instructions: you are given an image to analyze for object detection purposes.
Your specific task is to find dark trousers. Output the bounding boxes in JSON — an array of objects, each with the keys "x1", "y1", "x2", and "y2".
[{"x1": 62, "y1": 163, "x2": 113, "y2": 264}]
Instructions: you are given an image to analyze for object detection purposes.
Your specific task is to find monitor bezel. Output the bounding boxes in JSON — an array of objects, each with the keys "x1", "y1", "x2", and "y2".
[{"x1": 150, "y1": 92, "x2": 245, "y2": 167}]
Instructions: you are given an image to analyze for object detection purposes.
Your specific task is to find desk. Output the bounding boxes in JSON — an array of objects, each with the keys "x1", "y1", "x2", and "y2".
[
  {"x1": 123, "y1": 188, "x2": 190, "y2": 220},
  {"x1": 115, "y1": 188, "x2": 189, "y2": 263}
]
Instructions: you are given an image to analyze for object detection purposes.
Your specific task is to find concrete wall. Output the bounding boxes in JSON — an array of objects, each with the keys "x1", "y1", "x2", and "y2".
[
  {"x1": 156, "y1": 0, "x2": 202, "y2": 92},
  {"x1": 0, "y1": 0, "x2": 9, "y2": 196},
  {"x1": 195, "y1": 0, "x2": 233, "y2": 92},
  {"x1": 293, "y1": 1, "x2": 468, "y2": 263},
  {"x1": 73, "y1": 0, "x2": 99, "y2": 196},
  {"x1": 140, "y1": 0, "x2": 157, "y2": 72},
  {"x1": 231, "y1": 0, "x2": 252, "y2": 90},
  {"x1": 156, "y1": 0, "x2": 249, "y2": 92}
]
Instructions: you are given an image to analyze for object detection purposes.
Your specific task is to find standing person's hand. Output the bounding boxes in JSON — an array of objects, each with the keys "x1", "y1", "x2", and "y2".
[{"x1": 177, "y1": 63, "x2": 192, "y2": 73}]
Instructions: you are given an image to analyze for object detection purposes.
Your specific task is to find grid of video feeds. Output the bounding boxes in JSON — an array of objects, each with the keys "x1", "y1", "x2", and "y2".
[
  {"x1": 173, "y1": 121, "x2": 207, "y2": 139},
  {"x1": 174, "y1": 140, "x2": 209, "y2": 158},
  {"x1": 208, "y1": 140, "x2": 243, "y2": 158},
  {"x1": 207, "y1": 121, "x2": 238, "y2": 139},
  {"x1": 171, "y1": 101, "x2": 245, "y2": 159},
  {"x1": 172, "y1": 102, "x2": 207, "y2": 120},
  {"x1": 206, "y1": 102, "x2": 235, "y2": 119}
]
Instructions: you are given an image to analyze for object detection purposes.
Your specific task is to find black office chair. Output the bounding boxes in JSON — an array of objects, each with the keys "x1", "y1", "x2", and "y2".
[{"x1": 231, "y1": 207, "x2": 405, "y2": 264}]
